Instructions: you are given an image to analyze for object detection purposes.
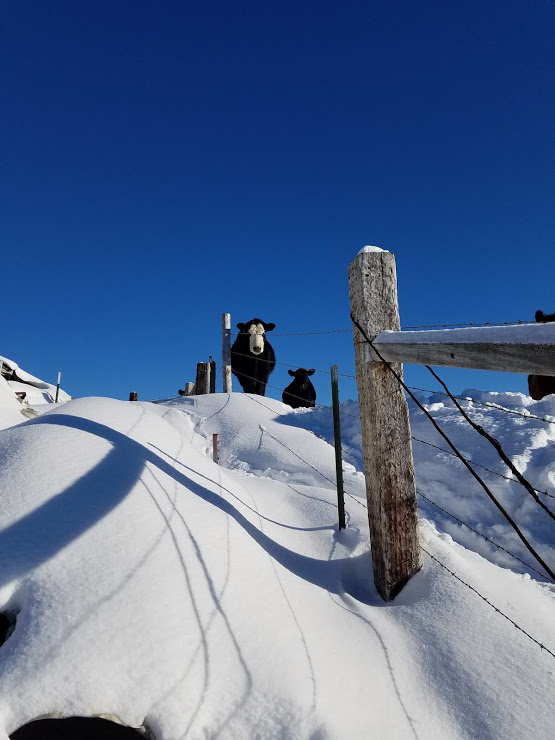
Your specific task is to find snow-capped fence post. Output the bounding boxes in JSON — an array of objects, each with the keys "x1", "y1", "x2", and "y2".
[
  {"x1": 185, "y1": 382, "x2": 194, "y2": 395},
  {"x1": 331, "y1": 365, "x2": 346, "y2": 530},
  {"x1": 348, "y1": 247, "x2": 421, "y2": 602},
  {"x1": 222, "y1": 313, "x2": 232, "y2": 393}
]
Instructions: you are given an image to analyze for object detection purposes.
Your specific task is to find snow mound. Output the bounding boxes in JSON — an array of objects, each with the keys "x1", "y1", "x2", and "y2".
[{"x1": 0, "y1": 392, "x2": 553, "y2": 739}]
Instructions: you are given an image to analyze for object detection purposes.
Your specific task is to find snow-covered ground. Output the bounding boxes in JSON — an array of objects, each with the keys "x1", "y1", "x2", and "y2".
[{"x1": 0, "y1": 361, "x2": 554, "y2": 739}]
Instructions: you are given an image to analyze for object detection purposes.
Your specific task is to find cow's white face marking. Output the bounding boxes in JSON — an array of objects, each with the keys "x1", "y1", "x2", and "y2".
[{"x1": 248, "y1": 323, "x2": 265, "y2": 355}]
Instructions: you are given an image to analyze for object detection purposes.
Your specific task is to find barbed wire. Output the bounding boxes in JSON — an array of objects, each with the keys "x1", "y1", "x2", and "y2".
[
  {"x1": 230, "y1": 329, "x2": 353, "y2": 337},
  {"x1": 403, "y1": 319, "x2": 534, "y2": 330},
  {"x1": 425, "y1": 365, "x2": 555, "y2": 521},
  {"x1": 229, "y1": 366, "x2": 361, "y2": 424},
  {"x1": 241, "y1": 395, "x2": 367, "y2": 511},
  {"x1": 230, "y1": 348, "x2": 357, "y2": 378},
  {"x1": 416, "y1": 491, "x2": 550, "y2": 580},
  {"x1": 271, "y1": 329, "x2": 353, "y2": 337},
  {"x1": 411, "y1": 436, "x2": 554, "y2": 498},
  {"x1": 420, "y1": 545, "x2": 555, "y2": 659},
  {"x1": 351, "y1": 311, "x2": 555, "y2": 583},
  {"x1": 407, "y1": 386, "x2": 555, "y2": 426},
  {"x1": 230, "y1": 319, "x2": 534, "y2": 338}
]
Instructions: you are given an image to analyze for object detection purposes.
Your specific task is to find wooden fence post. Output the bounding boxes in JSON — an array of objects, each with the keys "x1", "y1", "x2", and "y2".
[
  {"x1": 195, "y1": 363, "x2": 207, "y2": 394},
  {"x1": 222, "y1": 313, "x2": 232, "y2": 393},
  {"x1": 213, "y1": 433, "x2": 219, "y2": 464},
  {"x1": 185, "y1": 382, "x2": 194, "y2": 396},
  {"x1": 205, "y1": 359, "x2": 212, "y2": 394},
  {"x1": 209, "y1": 356, "x2": 216, "y2": 393},
  {"x1": 129, "y1": 392, "x2": 138, "y2": 401},
  {"x1": 348, "y1": 247, "x2": 421, "y2": 601},
  {"x1": 331, "y1": 365, "x2": 346, "y2": 530},
  {"x1": 55, "y1": 371, "x2": 61, "y2": 403}
]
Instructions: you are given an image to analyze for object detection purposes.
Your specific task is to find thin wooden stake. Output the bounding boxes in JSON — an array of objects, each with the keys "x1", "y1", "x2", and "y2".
[
  {"x1": 348, "y1": 248, "x2": 421, "y2": 601},
  {"x1": 55, "y1": 371, "x2": 61, "y2": 403},
  {"x1": 222, "y1": 313, "x2": 232, "y2": 393},
  {"x1": 331, "y1": 365, "x2": 346, "y2": 530},
  {"x1": 213, "y1": 433, "x2": 219, "y2": 464}
]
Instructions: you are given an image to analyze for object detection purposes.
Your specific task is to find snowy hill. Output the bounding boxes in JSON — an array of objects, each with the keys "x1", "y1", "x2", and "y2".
[{"x1": 0, "y1": 363, "x2": 554, "y2": 739}]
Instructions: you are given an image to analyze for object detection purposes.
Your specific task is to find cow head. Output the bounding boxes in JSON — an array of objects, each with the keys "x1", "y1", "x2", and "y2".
[
  {"x1": 288, "y1": 368, "x2": 315, "y2": 379},
  {"x1": 237, "y1": 318, "x2": 276, "y2": 356}
]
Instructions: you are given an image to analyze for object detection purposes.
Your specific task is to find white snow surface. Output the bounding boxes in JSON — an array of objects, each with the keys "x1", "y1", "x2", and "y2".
[
  {"x1": 0, "y1": 366, "x2": 554, "y2": 738},
  {"x1": 357, "y1": 245, "x2": 388, "y2": 254}
]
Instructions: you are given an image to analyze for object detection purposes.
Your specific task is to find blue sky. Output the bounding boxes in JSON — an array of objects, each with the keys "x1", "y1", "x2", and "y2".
[{"x1": 2, "y1": 0, "x2": 554, "y2": 405}]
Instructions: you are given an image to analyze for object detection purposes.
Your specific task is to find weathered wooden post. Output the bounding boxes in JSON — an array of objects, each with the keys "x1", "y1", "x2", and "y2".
[
  {"x1": 213, "y1": 433, "x2": 219, "y2": 464},
  {"x1": 55, "y1": 371, "x2": 61, "y2": 403},
  {"x1": 222, "y1": 313, "x2": 232, "y2": 393},
  {"x1": 348, "y1": 246, "x2": 421, "y2": 601},
  {"x1": 185, "y1": 382, "x2": 194, "y2": 396},
  {"x1": 129, "y1": 392, "x2": 138, "y2": 401},
  {"x1": 205, "y1": 359, "x2": 212, "y2": 394},
  {"x1": 195, "y1": 362, "x2": 207, "y2": 394},
  {"x1": 330, "y1": 365, "x2": 346, "y2": 530}
]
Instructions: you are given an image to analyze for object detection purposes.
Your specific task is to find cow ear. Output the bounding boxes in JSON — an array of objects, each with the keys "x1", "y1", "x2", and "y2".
[
  {"x1": 237, "y1": 323, "x2": 245, "y2": 331},
  {"x1": 308, "y1": 369, "x2": 315, "y2": 375},
  {"x1": 288, "y1": 369, "x2": 295, "y2": 376},
  {"x1": 264, "y1": 322, "x2": 276, "y2": 332}
]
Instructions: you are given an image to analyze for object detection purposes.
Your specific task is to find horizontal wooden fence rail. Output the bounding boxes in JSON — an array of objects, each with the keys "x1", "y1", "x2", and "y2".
[{"x1": 370, "y1": 323, "x2": 555, "y2": 376}]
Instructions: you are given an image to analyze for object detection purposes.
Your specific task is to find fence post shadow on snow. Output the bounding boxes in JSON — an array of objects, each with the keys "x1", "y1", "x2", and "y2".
[{"x1": 348, "y1": 248, "x2": 555, "y2": 602}]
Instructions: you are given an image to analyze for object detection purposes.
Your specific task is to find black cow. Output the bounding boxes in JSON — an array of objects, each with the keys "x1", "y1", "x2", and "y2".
[
  {"x1": 231, "y1": 318, "x2": 276, "y2": 396},
  {"x1": 282, "y1": 368, "x2": 316, "y2": 408},
  {"x1": 528, "y1": 310, "x2": 555, "y2": 400}
]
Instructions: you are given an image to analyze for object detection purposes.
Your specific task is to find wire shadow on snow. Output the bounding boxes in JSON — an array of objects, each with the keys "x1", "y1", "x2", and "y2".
[{"x1": 3, "y1": 415, "x2": 382, "y2": 605}]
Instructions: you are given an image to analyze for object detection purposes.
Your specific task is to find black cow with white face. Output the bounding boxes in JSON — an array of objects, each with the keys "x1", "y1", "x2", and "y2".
[
  {"x1": 282, "y1": 368, "x2": 316, "y2": 408},
  {"x1": 231, "y1": 318, "x2": 276, "y2": 396}
]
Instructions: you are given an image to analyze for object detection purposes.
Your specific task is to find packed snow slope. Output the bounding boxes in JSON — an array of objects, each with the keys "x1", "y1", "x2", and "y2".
[{"x1": 0, "y1": 384, "x2": 554, "y2": 739}]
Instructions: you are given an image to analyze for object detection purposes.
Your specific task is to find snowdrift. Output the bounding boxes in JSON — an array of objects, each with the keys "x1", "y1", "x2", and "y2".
[{"x1": 0, "y1": 388, "x2": 553, "y2": 739}]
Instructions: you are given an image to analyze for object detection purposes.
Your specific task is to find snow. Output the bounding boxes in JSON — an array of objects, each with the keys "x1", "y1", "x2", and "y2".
[
  {"x1": 357, "y1": 245, "x2": 389, "y2": 254},
  {"x1": 0, "y1": 360, "x2": 554, "y2": 738},
  {"x1": 0, "y1": 357, "x2": 71, "y2": 432}
]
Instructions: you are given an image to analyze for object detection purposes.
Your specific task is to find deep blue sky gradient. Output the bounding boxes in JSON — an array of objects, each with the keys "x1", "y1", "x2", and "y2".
[{"x1": 2, "y1": 1, "x2": 554, "y2": 404}]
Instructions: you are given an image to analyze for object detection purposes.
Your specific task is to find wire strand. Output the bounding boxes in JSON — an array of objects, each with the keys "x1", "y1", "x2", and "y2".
[
  {"x1": 420, "y1": 545, "x2": 555, "y2": 659},
  {"x1": 411, "y1": 436, "x2": 553, "y2": 498},
  {"x1": 416, "y1": 491, "x2": 550, "y2": 580},
  {"x1": 425, "y1": 365, "x2": 555, "y2": 521},
  {"x1": 230, "y1": 348, "x2": 357, "y2": 378},
  {"x1": 350, "y1": 311, "x2": 555, "y2": 583},
  {"x1": 407, "y1": 386, "x2": 555, "y2": 426}
]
